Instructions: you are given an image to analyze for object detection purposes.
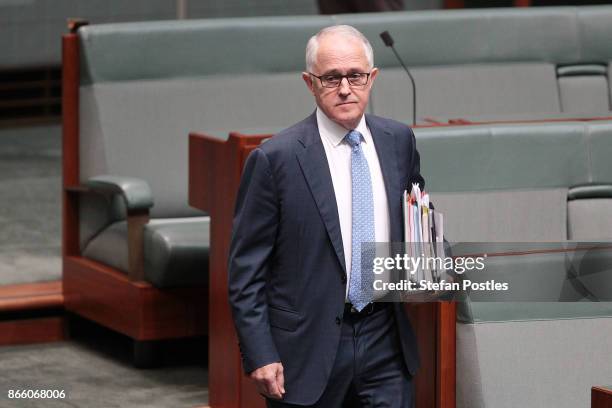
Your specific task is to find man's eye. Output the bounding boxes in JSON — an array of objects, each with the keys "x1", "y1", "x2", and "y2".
[
  {"x1": 348, "y1": 73, "x2": 362, "y2": 80},
  {"x1": 323, "y1": 76, "x2": 341, "y2": 83}
]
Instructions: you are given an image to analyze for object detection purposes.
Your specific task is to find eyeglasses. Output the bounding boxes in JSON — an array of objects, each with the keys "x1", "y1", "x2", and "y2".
[{"x1": 309, "y1": 72, "x2": 371, "y2": 88}]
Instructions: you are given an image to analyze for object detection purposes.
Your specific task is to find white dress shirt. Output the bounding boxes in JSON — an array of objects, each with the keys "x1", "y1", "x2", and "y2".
[{"x1": 316, "y1": 108, "x2": 390, "y2": 299}]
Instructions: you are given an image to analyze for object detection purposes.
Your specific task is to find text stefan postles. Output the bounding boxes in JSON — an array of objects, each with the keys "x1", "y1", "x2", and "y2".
[{"x1": 373, "y1": 279, "x2": 508, "y2": 292}]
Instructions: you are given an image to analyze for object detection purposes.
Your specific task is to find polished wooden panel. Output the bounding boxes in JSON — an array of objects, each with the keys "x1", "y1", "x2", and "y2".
[
  {"x1": 0, "y1": 281, "x2": 62, "y2": 298},
  {"x1": 189, "y1": 132, "x2": 268, "y2": 408},
  {"x1": 0, "y1": 317, "x2": 66, "y2": 346},
  {"x1": 0, "y1": 281, "x2": 63, "y2": 312},
  {"x1": 64, "y1": 256, "x2": 207, "y2": 341},
  {"x1": 127, "y1": 211, "x2": 150, "y2": 281},
  {"x1": 437, "y1": 302, "x2": 456, "y2": 408},
  {"x1": 406, "y1": 302, "x2": 456, "y2": 408},
  {"x1": 189, "y1": 131, "x2": 456, "y2": 408},
  {"x1": 62, "y1": 32, "x2": 80, "y2": 257},
  {"x1": 407, "y1": 303, "x2": 437, "y2": 408},
  {"x1": 592, "y1": 386, "x2": 612, "y2": 408}
]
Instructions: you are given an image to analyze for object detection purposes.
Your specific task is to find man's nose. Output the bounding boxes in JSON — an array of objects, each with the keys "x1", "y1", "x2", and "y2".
[{"x1": 338, "y1": 77, "x2": 352, "y2": 96}]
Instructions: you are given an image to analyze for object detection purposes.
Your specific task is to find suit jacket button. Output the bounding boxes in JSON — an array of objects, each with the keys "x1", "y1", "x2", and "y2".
[
  {"x1": 335, "y1": 316, "x2": 342, "y2": 325},
  {"x1": 341, "y1": 275, "x2": 347, "y2": 284}
]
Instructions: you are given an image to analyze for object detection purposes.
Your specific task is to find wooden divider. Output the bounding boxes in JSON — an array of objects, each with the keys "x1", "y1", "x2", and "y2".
[
  {"x1": 189, "y1": 132, "x2": 268, "y2": 407},
  {"x1": 592, "y1": 386, "x2": 612, "y2": 408}
]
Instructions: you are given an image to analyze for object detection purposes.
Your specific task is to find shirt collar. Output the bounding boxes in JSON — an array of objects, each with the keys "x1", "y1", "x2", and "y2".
[{"x1": 316, "y1": 107, "x2": 368, "y2": 147}]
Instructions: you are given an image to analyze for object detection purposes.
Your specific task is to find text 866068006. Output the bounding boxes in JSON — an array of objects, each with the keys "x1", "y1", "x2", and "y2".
[{"x1": 7, "y1": 389, "x2": 66, "y2": 399}]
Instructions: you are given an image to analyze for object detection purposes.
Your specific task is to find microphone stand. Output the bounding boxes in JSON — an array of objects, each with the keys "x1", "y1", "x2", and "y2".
[{"x1": 380, "y1": 31, "x2": 417, "y2": 127}]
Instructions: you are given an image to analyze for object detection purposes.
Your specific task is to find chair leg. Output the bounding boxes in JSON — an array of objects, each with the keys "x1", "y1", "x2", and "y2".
[{"x1": 133, "y1": 339, "x2": 160, "y2": 368}]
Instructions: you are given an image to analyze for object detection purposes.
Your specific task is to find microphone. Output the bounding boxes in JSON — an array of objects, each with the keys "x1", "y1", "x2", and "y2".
[{"x1": 379, "y1": 31, "x2": 417, "y2": 127}]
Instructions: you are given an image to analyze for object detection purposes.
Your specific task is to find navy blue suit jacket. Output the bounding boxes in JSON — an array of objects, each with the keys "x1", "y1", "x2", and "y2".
[{"x1": 228, "y1": 112, "x2": 425, "y2": 405}]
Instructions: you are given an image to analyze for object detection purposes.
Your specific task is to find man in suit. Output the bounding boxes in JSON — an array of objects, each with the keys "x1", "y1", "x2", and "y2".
[{"x1": 228, "y1": 25, "x2": 424, "y2": 407}]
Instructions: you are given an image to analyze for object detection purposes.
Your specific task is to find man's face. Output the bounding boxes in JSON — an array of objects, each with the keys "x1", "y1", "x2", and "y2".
[{"x1": 303, "y1": 34, "x2": 378, "y2": 130}]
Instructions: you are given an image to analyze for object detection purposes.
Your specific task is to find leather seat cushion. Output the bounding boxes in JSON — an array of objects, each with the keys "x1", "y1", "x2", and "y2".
[{"x1": 82, "y1": 216, "x2": 209, "y2": 288}]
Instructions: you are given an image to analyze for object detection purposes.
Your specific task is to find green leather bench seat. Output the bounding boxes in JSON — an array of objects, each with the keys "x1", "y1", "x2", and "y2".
[
  {"x1": 557, "y1": 64, "x2": 610, "y2": 114},
  {"x1": 78, "y1": 6, "x2": 612, "y2": 124},
  {"x1": 345, "y1": 7, "x2": 611, "y2": 122},
  {"x1": 460, "y1": 302, "x2": 612, "y2": 323},
  {"x1": 609, "y1": 64, "x2": 612, "y2": 103},
  {"x1": 78, "y1": 6, "x2": 611, "y2": 83},
  {"x1": 456, "y1": 314, "x2": 612, "y2": 408},
  {"x1": 414, "y1": 122, "x2": 593, "y2": 194},
  {"x1": 373, "y1": 63, "x2": 561, "y2": 123},
  {"x1": 453, "y1": 248, "x2": 612, "y2": 408},
  {"x1": 568, "y1": 124, "x2": 612, "y2": 241},
  {"x1": 82, "y1": 217, "x2": 210, "y2": 288},
  {"x1": 414, "y1": 122, "x2": 593, "y2": 242},
  {"x1": 79, "y1": 73, "x2": 314, "y2": 220},
  {"x1": 568, "y1": 185, "x2": 612, "y2": 241},
  {"x1": 412, "y1": 121, "x2": 612, "y2": 304},
  {"x1": 413, "y1": 121, "x2": 612, "y2": 408},
  {"x1": 454, "y1": 243, "x2": 612, "y2": 302}
]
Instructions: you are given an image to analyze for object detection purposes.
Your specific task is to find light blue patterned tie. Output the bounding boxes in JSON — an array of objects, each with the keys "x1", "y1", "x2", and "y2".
[{"x1": 346, "y1": 130, "x2": 375, "y2": 312}]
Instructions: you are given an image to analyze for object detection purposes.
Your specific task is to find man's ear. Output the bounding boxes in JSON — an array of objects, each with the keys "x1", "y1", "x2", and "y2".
[
  {"x1": 369, "y1": 67, "x2": 379, "y2": 85},
  {"x1": 302, "y1": 72, "x2": 316, "y2": 95}
]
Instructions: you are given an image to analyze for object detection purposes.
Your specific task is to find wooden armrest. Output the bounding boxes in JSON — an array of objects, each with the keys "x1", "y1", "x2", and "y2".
[{"x1": 65, "y1": 183, "x2": 149, "y2": 281}]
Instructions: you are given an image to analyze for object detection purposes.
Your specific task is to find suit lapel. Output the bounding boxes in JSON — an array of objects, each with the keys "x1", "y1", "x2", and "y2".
[
  {"x1": 294, "y1": 114, "x2": 404, "y2": 272},
  {"x1": 367, "y1": 115, "x2": 403, "y2": 242},
  {"x1": 295, "y1": 113, "x2": 347, "y2": 273}
]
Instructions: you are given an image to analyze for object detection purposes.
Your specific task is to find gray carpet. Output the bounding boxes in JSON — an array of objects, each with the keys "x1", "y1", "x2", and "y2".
[
  {"x1": 0, "y1": 124, "x2": 62, "y2": 285},
  {"x1": 0, "y1": 341, "x2": 208, "y2": 407},
  {"x1": 0, "y1": 125, "x2": 209, "y2": 407}
]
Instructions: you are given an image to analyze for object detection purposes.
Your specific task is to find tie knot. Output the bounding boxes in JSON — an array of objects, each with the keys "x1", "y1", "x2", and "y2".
[{"x1": 345, "y1": 130, "x2": 362, "y2": 148}]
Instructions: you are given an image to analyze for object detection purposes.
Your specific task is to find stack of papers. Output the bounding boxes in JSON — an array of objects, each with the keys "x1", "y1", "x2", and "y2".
[{"x1": 403, "y1": 183, "x2": 444, "y2": 285}]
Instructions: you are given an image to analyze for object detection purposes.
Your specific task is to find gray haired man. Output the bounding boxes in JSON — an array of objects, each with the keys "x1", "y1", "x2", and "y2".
[{"x1": 228, "y1": 25, "x2": 423, "y2": 407}]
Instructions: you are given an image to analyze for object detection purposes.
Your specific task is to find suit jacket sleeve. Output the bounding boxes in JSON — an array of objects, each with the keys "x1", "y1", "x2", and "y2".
[
  {"x1": 228, "y1": 147, "x2": 281, "y2": 374},
  {"x1": 407, "y1": 127, "x2": 425, "y2": 190}
]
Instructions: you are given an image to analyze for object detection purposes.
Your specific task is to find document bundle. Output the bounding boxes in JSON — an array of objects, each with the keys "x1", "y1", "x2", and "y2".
[{"x1": 401, "y1": 183, "x2": 451, "y2": 300}]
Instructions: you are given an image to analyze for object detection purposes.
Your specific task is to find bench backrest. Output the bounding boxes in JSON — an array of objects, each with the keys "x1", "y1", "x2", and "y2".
[
  {"x1": 77, "y1": 6, "x2": 612, "y2": 217},
  {"x1": 414, "y1": 121, "x2": 612, "y2": 242}
]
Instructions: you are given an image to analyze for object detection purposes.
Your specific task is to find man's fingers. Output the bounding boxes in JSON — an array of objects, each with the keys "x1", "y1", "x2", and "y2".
[
  {"x1": 275, "y1": 364, "x2": 285, "y2": 395},
  {"x1": 250, "y1": 363, "x2": 284, "y2": 399},
  {"x1": 254, "y1": 381, "x2": 269, "y2": 397},
  {"x1": 264, "y1": 373, "x2": 282, "y2": 399},
  {"x1": 256, "y1": 378, "x2": 281, "y2": 399}
]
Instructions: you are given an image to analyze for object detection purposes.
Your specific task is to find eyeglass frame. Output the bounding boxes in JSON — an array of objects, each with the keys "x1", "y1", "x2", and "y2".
[{"x1": 308, "y1": 72, "x2": 372, "y2": 88}]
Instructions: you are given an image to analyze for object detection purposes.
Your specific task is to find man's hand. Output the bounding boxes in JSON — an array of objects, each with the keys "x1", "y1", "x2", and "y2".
[{"x1": 249, "y1": 362, "x2": 285, "y2": 399}]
